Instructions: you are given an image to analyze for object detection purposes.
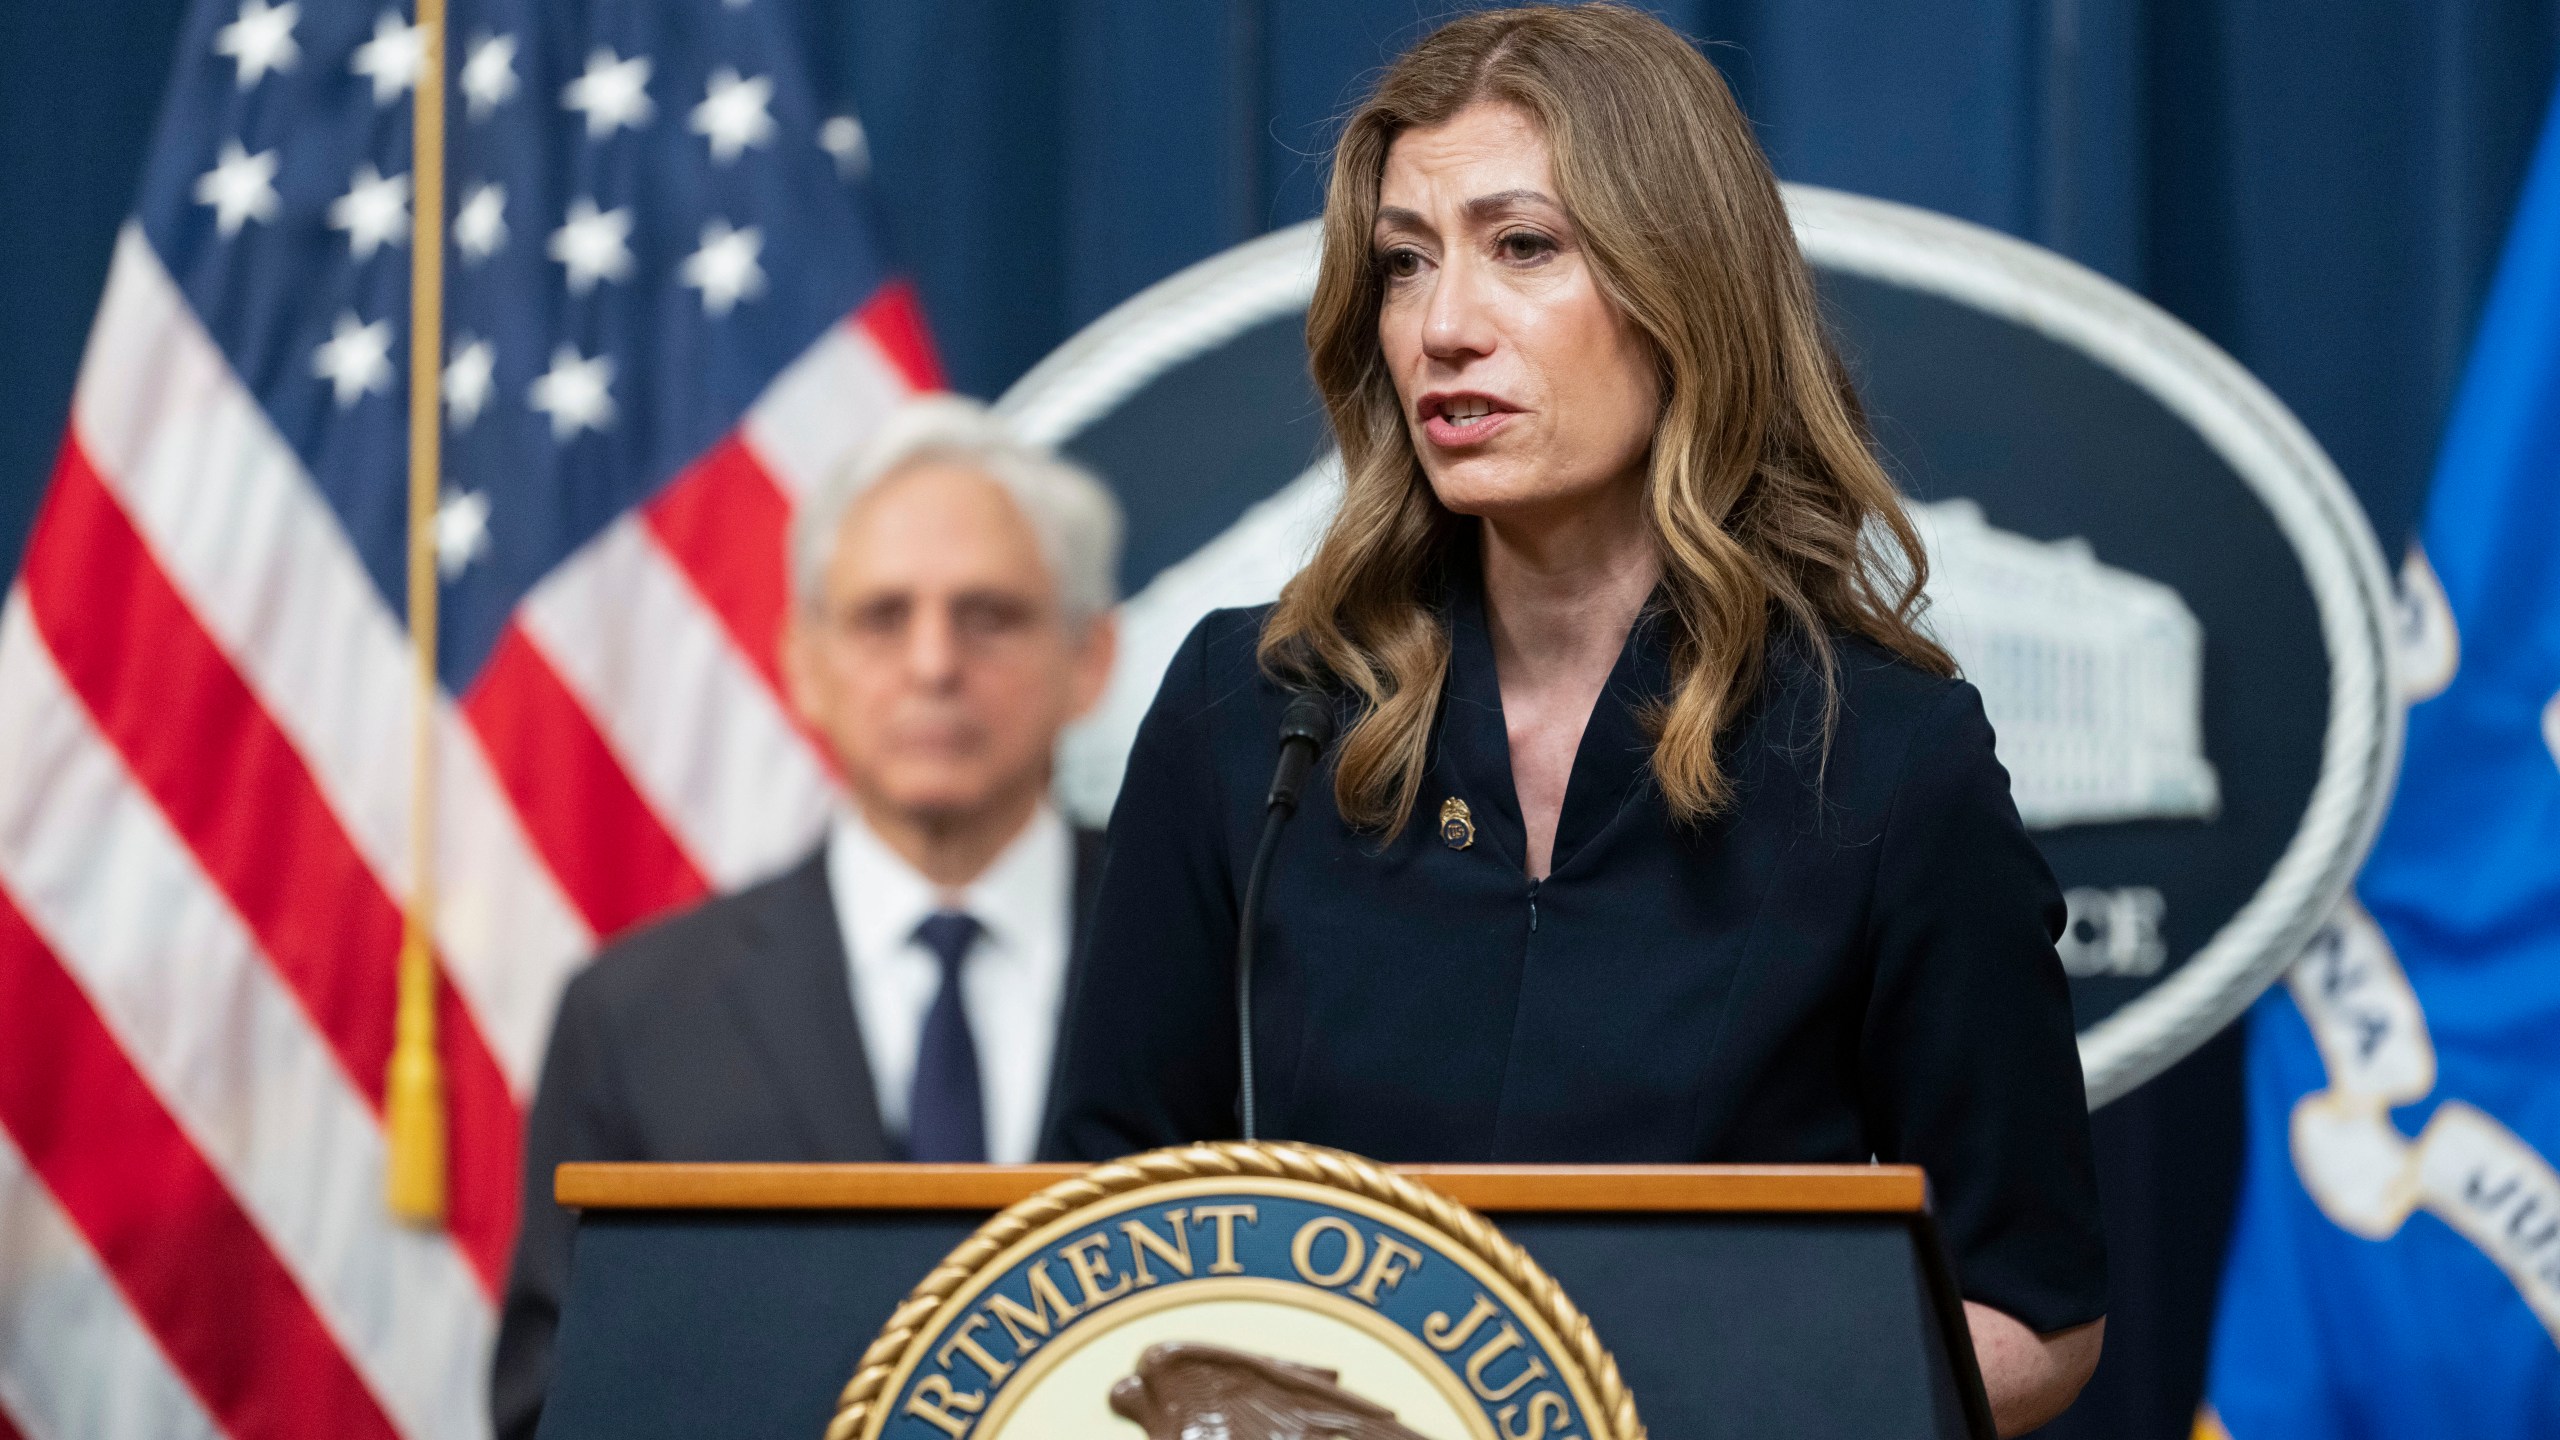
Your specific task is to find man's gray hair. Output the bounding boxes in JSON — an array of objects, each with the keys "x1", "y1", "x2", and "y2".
[{"x1": 792, "y1": 394, "x2": 1124, "y2": 626}]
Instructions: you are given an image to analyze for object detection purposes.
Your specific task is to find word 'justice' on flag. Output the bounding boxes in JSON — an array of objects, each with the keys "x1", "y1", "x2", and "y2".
[{"x1": 0, "y1": 0, "x2": 936, "y2": 1436}]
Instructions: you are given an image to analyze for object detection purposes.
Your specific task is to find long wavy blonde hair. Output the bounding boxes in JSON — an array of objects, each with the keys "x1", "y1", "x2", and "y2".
[{"x1": 1260, "y1": 2, "x2": 1950, "y2": 837}]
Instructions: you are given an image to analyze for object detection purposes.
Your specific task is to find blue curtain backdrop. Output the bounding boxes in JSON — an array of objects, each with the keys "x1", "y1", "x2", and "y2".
[{"x1": 5, "y1": 2, "x2": 2558, "y2": 1434}]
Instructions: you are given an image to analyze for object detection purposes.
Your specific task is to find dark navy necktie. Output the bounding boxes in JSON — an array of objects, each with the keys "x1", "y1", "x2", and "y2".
[{"x1": 907, "y1": 910, "x2": 987, "y2": 1162}]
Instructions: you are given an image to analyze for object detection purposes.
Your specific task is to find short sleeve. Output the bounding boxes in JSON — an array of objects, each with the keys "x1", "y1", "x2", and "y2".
[
  {"x1": 1860, "y1": 680, "x2": 2108, "y2": 1333},
  {"x1": 1041, "y1": 613, "x2": 1247, "y2": 1160}
]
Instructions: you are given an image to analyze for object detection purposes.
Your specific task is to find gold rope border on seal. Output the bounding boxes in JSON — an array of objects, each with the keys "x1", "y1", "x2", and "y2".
[{"x1": 826, "y1": 1141, "x2": 1646, "y2": 1440}]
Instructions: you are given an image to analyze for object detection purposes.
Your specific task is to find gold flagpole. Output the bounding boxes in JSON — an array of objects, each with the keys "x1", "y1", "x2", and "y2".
[{"x1": 387, "y1": 0, "x2": 450, "y2": 1227}]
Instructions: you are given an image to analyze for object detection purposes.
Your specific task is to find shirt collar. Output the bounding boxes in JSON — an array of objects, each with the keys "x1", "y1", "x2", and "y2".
[{"x1": 829, "y1": 800, "x2": 1071, "y2": 961}]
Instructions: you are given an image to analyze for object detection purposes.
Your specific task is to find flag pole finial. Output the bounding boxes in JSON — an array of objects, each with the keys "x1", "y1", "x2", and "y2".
[{"x1": 387, "y1": 0, "x2": 450, "y2": 1228}]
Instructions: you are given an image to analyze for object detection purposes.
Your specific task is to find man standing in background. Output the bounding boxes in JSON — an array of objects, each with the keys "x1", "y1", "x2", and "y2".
[{"x1": 493, "y1": 396, "x2": 1123, "y2": 1438}]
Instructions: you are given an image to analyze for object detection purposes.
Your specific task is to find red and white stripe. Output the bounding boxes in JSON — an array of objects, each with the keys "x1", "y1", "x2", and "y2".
[
  {"x1": 70, "y1": 229, "x2": 588, "y2": 1096},
  {"x1": 0, "y1": 1126, "x2": 221, "y2": 1440},
  {"x1": 0, "y1": 233, "x2": 933, "y2": 1438},
  {"x1": 516, "y1": 517, "x2": 835, "y2": 893},
  {"x1": 0, "y1": 600, "x2": 489, "y2": 1440}
]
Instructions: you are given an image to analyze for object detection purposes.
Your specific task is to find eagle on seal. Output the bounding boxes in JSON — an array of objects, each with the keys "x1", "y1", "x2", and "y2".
[{"x1": 1108, "y1": 1341, "x2": 1435, "y2": 1440}]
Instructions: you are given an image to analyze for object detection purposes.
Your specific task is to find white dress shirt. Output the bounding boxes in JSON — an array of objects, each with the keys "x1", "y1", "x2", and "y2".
[{"x1": 825, "y1": 802, "x2": 1074, "y2": 1164}]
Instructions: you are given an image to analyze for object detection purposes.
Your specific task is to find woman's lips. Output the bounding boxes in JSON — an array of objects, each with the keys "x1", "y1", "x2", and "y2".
[{"x1": 1420, "y1": 408, "x2": 1518, "y2": 448}]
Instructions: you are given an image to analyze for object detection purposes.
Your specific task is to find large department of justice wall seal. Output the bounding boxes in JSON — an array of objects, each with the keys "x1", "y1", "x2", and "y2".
[{"x1": 829, "y1": 1144, "x2": 1641, "y2": 1440}]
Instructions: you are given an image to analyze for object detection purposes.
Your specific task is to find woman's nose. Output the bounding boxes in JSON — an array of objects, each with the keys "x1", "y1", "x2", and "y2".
[{"x1": 1420, "y1": 255, "x2": 1495, "y2": 362}]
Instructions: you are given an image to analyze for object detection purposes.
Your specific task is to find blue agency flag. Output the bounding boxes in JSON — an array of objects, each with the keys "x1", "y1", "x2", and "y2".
[{"x1": 2203, "y1": 87, "x2": 2560, "y2": 1436}]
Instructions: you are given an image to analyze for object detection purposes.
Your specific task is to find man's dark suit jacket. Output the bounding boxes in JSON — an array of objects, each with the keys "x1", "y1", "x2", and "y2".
[{"x1": 492, "y1": 832, "x2": 1103, "y2": 1440}]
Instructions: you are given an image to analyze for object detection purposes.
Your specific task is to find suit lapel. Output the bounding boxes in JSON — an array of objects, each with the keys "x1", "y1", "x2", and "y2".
[
  {"x1": 719, "y1": 846, "x2": 891, "y2": 1161},
  {"x1": 1035, "y1": 827, "x2": 1109, "y2": 1150},
  {"x1": 1065, "y1": 826, "x2": 1106, "y2": 989}
]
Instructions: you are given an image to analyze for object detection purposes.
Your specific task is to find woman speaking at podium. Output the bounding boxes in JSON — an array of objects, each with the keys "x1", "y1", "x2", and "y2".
[{"x1": 1046, "y1": 6, "x2": 2105, "y2": 1429}]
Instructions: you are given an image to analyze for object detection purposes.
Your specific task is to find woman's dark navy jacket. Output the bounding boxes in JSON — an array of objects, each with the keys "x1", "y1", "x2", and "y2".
[{"x1": 1045, "y1": 569, "x2": 2108, "y2": 1335}]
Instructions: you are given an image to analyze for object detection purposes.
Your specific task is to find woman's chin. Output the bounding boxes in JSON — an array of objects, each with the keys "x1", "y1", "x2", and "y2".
[
  {"x1": 1423, "y1": 459, "x2": 1532, "y2": 510},
  {"x1": 1424, "y1": 470, "x2": 1616, "y2": 525}
]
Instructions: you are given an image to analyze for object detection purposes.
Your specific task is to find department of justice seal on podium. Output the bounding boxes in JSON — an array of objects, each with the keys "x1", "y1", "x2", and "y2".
[{"x1": 829, "y1": 1143, "x2": 1642, "y2": 1440}]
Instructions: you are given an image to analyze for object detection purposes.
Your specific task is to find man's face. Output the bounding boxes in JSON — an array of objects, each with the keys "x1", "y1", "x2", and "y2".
[{"x1": 784, "y1": 461, "x2": 1115, "y2": 831}]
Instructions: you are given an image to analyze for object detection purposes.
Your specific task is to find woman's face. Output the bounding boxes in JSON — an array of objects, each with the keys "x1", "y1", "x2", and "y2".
[{"x1": 1374, "y1": 101, "x2": 1660, "y2": 526}]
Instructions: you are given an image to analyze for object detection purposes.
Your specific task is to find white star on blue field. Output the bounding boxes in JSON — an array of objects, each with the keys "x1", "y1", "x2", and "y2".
[{"x1": 159, "y1": 0, "x2": 897, "y2": 684}]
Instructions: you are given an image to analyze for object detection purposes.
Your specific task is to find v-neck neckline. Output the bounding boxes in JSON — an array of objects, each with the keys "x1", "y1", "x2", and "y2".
[{"x1": 1434, "y1": 538, "x2": 1672, "y2": 879}]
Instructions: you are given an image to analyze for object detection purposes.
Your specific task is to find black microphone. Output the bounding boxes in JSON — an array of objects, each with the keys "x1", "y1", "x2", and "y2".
[
  {"x1": 1238, "y1": 689, "x2": 1335, "y2": 1140},
  {"x1": 1266, "y1": 689, "x2": 1337, "y2": 815}
]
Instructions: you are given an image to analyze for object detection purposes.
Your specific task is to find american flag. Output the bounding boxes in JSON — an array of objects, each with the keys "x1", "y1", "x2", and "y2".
[{"x1": 0, "y1": 0, "x2": 932, "y2": 1436}]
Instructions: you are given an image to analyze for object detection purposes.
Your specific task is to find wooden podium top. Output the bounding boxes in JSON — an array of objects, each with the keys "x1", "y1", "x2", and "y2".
[{"x1": 556, "y1": 1161, "x2": 1929, "y2": 1214}]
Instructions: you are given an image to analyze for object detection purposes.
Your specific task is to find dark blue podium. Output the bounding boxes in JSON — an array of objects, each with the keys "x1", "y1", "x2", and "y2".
[{"x1": 538, "y1": 1163, "x2": 1992, "y2": 1440}]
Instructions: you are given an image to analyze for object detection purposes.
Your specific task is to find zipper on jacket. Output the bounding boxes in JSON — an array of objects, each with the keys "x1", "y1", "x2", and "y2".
[{"x1": 1527, "y1": 877, "x2": 1542, "y2": 932}]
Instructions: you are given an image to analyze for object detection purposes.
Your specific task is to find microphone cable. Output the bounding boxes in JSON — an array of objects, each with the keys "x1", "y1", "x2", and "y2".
[{"x1": 1238, "y1": 689, "x2": 1335, "y2": 1140}]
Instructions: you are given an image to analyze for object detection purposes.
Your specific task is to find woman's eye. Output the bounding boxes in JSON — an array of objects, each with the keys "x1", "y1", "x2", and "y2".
[
  {"x1": 1498, "y1": 231, "x2": 1556, "y2": 262},
  {"x1": 1378, "y1": 247, "x2": 1423, "y2": 280}
]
